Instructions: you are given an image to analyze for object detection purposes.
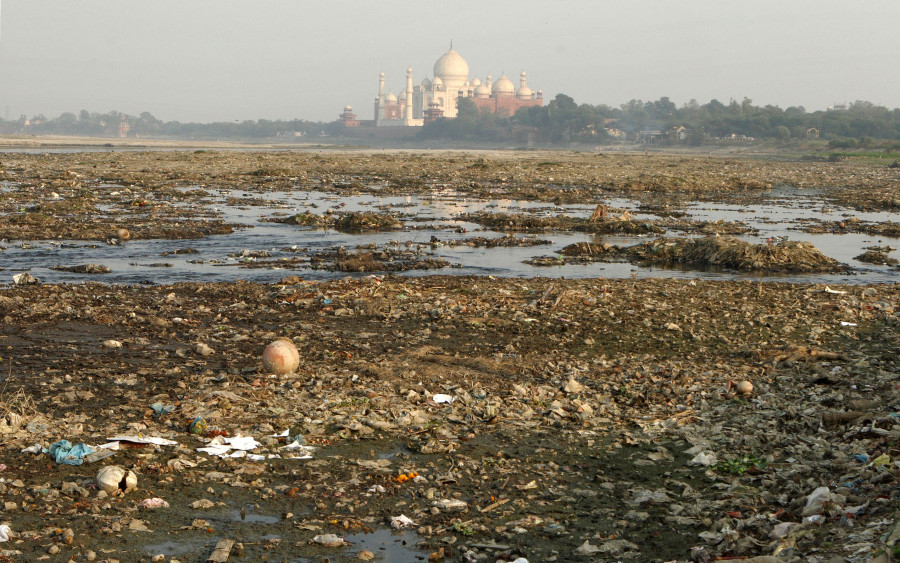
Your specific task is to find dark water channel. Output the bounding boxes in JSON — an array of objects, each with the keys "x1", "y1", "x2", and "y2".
[{"x1": 2, "y1": 187, "x2": 898, "y2": 286}]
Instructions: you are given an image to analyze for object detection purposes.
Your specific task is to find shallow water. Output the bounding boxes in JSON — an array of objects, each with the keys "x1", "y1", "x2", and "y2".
[{"x1": 2, "y1": 187, "x2": 898, "y2": 285}]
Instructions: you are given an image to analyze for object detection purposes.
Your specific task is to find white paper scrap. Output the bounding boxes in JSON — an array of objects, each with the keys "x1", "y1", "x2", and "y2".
[{"x1": 108, "y1": 436, "x2": 179, "y2": 446}]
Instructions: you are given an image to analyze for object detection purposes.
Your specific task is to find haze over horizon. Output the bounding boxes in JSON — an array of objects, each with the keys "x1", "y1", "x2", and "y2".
[{"x1": 1, "y1": 0, "x2": 898, "y2": 124}]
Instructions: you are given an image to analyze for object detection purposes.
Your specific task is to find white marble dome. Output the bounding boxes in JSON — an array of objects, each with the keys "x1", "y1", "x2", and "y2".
[
  {"x1": 492, "y1": 73, "x2": 515, "y2": 95},
  {"x1": 433, "y1": 47, "x2": 469, "y2": 81}
]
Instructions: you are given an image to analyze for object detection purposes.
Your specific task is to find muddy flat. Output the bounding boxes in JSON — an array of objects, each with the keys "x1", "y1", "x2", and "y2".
[{"x1": 0, "y1": 150, "x2": 897, "y2": 562}]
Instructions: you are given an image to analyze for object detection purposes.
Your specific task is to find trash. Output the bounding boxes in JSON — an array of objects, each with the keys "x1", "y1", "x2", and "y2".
[
  {"x1": 12, "y1": 272, "x2": 39, "y2": 285},
  {"x1": 431, "y1": 394, "x2": 455, "y2": 404},
  {"x1": 150, "y1": 402, "x2": 176, "y2": 416},
  {"x1": 197, "y1": 435, "x2": 263, "y2": 458},
  {"x1": 0, "y1": 525, "x2": 11, "y2": 542},
  {"x1": 802, "y1": 486, "x2": 840, "y2": 517},
  {"x1": 769, "y1": 522, "x2": 800, "y2": 539},
  {"x1": 105, "y1": 435, "x2": 179, "y2": 447},
  {"x1": 102, "y1": 339, "x2": 123, "y2": 349},
  {"x1": 432, "y1": 499, "x2": 468, "y2": 512},
  {"x1": 310, "y1": 534, "x2": 349, "y2": 547},
  {"x1": 574, "y1": 540, "x2": 601, "y2": 555},
  {"x1": 802, "y1": 514, "x2": 826, "y2": 525},
  {"x1": 139, "y1": 498, "x2": 170, "y2": 509},
  {"x1": 195, "y1": 342, "x2": 215, "y2": 356},
  {"x1": 840, "y1": 321, "x2": 858, "y2": 327},
  {"x1": 97, "y1": 465, "x2": 137, "y2": 494},
  {"x1": 390, "y1": 514, "x2": 415, "y2": 529},
  {"x1": 689, "y1": 451, "x2": 718, "y2": 467},
  {"x1": 262, "y1": 337, "x2": 300, "y2": 375},
  {"x1": 207, "y1": 538, "x2": 234, "y2": 563},
  {"x1": 563, "y1": 376, "x2": 585, "y2": 394},
  {"x1": 868, "y1": 453, "x2": 890, "y2": 467},
  {"x1": 48, "y1": 440, "x2": 95, "y2": 466},
  {"x1": 189, "y1": 417, "x2": 209, "y2": 435},
  {"x1": 735, "y1": 380, "x2": 753, "y2": 396}
]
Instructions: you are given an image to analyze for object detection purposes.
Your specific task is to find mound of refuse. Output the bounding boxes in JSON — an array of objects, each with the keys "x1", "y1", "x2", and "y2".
[
  {"x1": 278, "y1": 211, "x2": 403, "y2": 232},
  {"x1": 629, "y1": 236, "x2": 844, "y2": 273}
]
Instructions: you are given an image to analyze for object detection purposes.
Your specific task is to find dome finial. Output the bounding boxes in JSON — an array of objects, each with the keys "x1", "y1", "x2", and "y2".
[{"x1": 450, "y1": 40, "x2": 453, "y2": 50}]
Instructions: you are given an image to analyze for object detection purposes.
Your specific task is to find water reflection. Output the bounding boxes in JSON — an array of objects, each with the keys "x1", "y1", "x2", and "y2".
[{"x1": 1, "y1": 187, "x2": 897, "y2": 286}]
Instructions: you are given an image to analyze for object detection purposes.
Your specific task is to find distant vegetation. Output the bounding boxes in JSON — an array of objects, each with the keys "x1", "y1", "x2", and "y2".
[
  {"x1": 421, "y1": 95, "x2": 900, "y2": 146},
  {"x1": 0, "y1": 109, "x2": 326, "y2": 140},
  {"x1": 420, "y1": 94, "x2": 900, "y2": 145},
  {"x1": 3, "y1": 96, "x2": 900, "y2": 147}
]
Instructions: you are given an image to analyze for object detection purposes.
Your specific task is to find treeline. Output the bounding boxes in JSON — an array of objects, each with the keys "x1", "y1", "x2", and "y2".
[
  {"x1": 420, "y1": 95, "x2": 900, "y2": 145},
  {"x1": 0, "y1": 109, "x2": 327, "y2": 139},
  {"x1": 4, "y1": 96, "x2": 900, "y2": 146}
]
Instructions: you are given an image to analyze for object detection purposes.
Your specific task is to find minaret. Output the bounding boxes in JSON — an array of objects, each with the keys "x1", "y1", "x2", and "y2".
[
  {"x1": 375, "y1": 72, "x2": 386, "y2": 124},
  {"x1": 520, "y1": 71, "x2": 528, "y2": 89},
  {"x1": 404, "y1": 67, "x2": 414, "y2": 124}
]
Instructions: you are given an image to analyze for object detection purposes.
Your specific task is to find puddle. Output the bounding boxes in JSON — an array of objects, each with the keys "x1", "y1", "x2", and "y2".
[
  {"x1": 228, "y1": 507, "x2": 282, "y2": 524},
  {"x1": 343, "y1": 528, "x2": 428, "y2": 561},
  {"x1": 1, "y1": 187, "x2": 897, "y2": 285}
]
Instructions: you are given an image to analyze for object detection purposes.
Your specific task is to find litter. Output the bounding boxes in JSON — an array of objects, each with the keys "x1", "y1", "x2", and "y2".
[
  {"x1": 139, "y1": 498, "x2": 170, "y2": 509},
  {"x1": 47, "y1": 440, "x2": 95, "y2": 466},
  {"x1": 390, "y1": 514, "x2": 415, "y2": 529},
  {"x1": 105, "y1": 436, "x2": 179, "y2": 447},
  {"x1": 311, "y1": 534, "x2": 349, "y2": 547}
]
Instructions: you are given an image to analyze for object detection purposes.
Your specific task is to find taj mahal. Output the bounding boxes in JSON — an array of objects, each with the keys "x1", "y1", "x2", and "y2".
[{"x1": 339, "y1": 44, "x2": 543, "y2": 128}]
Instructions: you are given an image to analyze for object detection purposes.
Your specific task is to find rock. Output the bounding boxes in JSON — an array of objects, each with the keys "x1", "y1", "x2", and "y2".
[{"x1": 195, "y1": 342, "x2": 215, "y2": 356}]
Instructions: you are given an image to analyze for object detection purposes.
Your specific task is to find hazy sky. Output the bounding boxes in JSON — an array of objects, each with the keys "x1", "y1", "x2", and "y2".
[{"x1": 1, "y1": 0, "x2": 898, "y2": 123}]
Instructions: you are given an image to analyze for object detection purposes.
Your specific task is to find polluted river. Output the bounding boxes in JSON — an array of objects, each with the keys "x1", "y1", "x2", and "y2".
[
  {"x1": 2, "y1": 186, "x2": 899, "y2": 286},
  {"x1": 0, "y1": 149, "x2": 897, "y2": 563}
]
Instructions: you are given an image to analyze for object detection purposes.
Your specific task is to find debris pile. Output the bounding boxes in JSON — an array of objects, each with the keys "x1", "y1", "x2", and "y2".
[{"x1": 628, "y1": 236, "x2": 845, "y2": 273}]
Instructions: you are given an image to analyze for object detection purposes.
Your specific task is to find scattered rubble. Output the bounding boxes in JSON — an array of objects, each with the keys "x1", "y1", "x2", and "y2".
[
  {"x1": 0, "y1": 149, "x2": 896, "y2": 561},
  {"x1": 0, "y1": 276, "x2": 895, "y2": 560}
]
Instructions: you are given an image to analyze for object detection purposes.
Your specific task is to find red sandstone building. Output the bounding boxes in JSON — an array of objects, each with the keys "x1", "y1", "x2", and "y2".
[{"x1": 340, "y1": 44, "x2": 542, "y2": 129}]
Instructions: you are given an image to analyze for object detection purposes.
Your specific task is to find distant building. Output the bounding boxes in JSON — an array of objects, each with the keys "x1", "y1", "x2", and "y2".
[{"x1": 341, "y1": 44, "x2": 542, "y2": 128}]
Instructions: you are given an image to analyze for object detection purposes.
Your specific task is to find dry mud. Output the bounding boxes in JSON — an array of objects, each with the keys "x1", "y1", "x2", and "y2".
[{"x1": 0, "y1": 277, "x2": 897, "y2": 562}]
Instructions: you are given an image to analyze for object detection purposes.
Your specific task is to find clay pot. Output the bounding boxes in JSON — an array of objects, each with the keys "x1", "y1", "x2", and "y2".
[
  {"x1": 262, "y1": 338, "x2": 300, "y2": 374},
  {"x1": 97, "y1": 465, "x2": 137, "y2": 494},
  {"x1": 736, "y1": 380, "x2": 754, "y2": 396}
]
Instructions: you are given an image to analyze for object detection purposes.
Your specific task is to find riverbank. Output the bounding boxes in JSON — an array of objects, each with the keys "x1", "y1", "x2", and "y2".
[{"x1": 0, "y1": 276, "x2": 897, "y2": 561}]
